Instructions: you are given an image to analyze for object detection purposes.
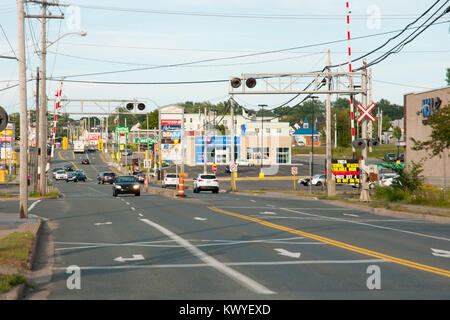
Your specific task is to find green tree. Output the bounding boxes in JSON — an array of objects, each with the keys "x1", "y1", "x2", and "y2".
[
  {"x1": 392, "y1": 126, "x2": 402, "y2": 141},
  {"x1": 411, "y1": 104, "x2": 450, "y2": 158},
  {"x1": 446, "y1": 68, "x2": 450, "y2": 85}
]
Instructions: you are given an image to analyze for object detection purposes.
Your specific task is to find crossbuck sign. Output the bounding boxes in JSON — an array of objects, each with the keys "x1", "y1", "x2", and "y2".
[{"x1": 356, "y1": 103, "x2": 376, "y2": 123}]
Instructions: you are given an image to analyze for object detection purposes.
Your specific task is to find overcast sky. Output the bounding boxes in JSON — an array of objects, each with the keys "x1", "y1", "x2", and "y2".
[{"x1": 0, "y1": 0, "x2": 449, "y2": 116}]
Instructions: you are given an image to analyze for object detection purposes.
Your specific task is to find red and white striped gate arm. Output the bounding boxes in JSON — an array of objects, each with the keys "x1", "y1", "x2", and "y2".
[
  {"x1": 346, "y1": 2, "x2": 355, "y2": 143},
  {"x1": 50, "y1": 81, "x2": 63, "y2": 158}
]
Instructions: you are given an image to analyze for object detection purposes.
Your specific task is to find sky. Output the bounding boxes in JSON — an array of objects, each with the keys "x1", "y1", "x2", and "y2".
[{"x1": 0, "y1": 0, "x2": 449, "y2": 116}]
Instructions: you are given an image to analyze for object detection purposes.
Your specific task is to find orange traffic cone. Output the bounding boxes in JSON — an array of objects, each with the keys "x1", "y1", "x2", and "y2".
[
  {"x1": 177, "y1": 178, "x2": 185, "y2": 198},
  {"x1": 144, "y1": 176, "x2": 148, "y2": 188}
]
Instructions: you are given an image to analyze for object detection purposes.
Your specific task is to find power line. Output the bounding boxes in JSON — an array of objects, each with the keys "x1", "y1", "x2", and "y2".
[{"x1": 49, "y1": 20, "x2": 449, "y2": 79}]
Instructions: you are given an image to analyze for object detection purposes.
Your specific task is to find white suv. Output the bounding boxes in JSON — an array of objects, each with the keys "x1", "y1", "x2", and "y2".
[
  {"x1": 162, "y1": 173, "x2": 179, "y2": 188},
  {"x1": 193, "y1": 174, "x2": 219, "y2": 193}
]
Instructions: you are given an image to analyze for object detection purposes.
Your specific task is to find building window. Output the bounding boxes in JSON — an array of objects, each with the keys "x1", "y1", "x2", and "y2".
[
  {"x1": 276, "y1": 148, "x2": 290, "y2": 164},
  {"x1": 266, "y1": 128, "x2": 270, "y2": 134},
  {"x1": 190, "y1": 118, "x2": 193, "y2": 123},
  {"x1": 255, "y1": 128, "x2": 259, "y2": 134},
  {"x1": 247, "y1": 147, "x2": 269, "y2": 160},
  {"x1": 277, "y1": 128, "x2": 282, "y2": 134}
]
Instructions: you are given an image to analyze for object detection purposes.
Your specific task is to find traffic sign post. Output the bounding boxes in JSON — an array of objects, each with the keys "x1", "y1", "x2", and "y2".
[
  {"x1": 291, "y1": 167, "x2": 298, "y2": 191},
  {"x1": 230, "y1": 163, "x2": 238, "y2": 191}
]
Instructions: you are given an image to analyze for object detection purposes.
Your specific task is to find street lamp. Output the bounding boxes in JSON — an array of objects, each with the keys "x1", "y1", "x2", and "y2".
[{"x1": 46, "y1": 31, "x2": 87, "y2": 48}]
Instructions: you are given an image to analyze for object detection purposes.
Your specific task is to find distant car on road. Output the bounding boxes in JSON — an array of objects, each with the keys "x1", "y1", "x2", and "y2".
[
  {"x1": 81, "y1": 158, "x2": 90, "y2": 165},
  {"x1": 193, "y1": 174, "x2": 219, "y2": 193},
  {"x1": 87, "y1": 145, "x2": 96, "y2": 152},
  {"x1": 122, "y1": 149, "x2": 133, "y2": 156},
  {"x1": 162, "y1": 173, "x2": 179, "y2": 188},
  {"x1": 310, "y1": 174, "x2": 326, "y2": 186},
  {"x1": 66, "y1": 171, "x2": 87, "y2": 182},
  {"x1": 135, "y1": 172, "x2": 145, "y2": 183},
  {"x1": 384, "y1": 153, "x2": 397, "y2": 162},
  {"x1": 64, "y1": 164, "x2": 75, "y2": 172},
  {"x1": 97, "y1": 172, "x2": 116, "y2": 184},
  {"x1": 113, "y1": 175, "x2": 140, "y2": 197},
  {"x1": 55, "y1": 170, "x2": 68, "y2": 180}
]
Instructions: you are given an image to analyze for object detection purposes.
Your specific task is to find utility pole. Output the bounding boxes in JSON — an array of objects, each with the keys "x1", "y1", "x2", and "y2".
[
  {"x1": 33, "y1": 67, "x2": 40, "y2": 193},
  {"x1": 17, "y1": 0, "x2": 28, "y2": 218},
  {"x1": 334, "y1": 112, "x2": 337, "y2": 149},
  {"x1": 360, "y1": 60, "x2": 370, "y2": 202},
  {"x1": 326, "y1": 49, "x2": 335, "y2": 196},
  {"x1": 230, "y1": 97, "x2": 236, "y2": 191},
  {"x1": 258, "y1": 104, "x2": 267, "y2": 177},
  {"x1": 368, "y1": 68, "x2": 373, "y2": 152},
  {"x1": 25, "y1": 0, "x2": 64, "y2": 197}
]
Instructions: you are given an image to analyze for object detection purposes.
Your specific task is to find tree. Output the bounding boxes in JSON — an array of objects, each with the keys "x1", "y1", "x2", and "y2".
[
  {"x1": 446, "y1": 68, "x2": 450, "y2": 85},
  {"x1": 411, "y1": 104, "x2": 450, "y2": 158},
  {"x1": 392, "y1": 126, "x2": 402, "y2": 141}
]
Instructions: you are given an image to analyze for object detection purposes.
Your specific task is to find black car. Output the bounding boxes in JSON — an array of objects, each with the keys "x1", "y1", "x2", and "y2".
[
  {"x1": 384, "y1": 153, "x2": 397, "y2": 162},
  {"x1": 66, "y1": 171, "x2": 87, "y2": 182},
  {"x1": 64, "y1": 164, "x2": 75, "y2": 171},
  {"x1": 113, "y1": 175, "x2": 140, "y2": 197},
  {"x1": 97, "y1": 172, "x2": 116, "y2": 184}
]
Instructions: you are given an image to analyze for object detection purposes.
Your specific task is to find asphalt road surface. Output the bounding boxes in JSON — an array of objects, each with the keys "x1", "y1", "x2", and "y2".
[{"x1": 25, "y1": 149, "x2": 450, "y2": 299}]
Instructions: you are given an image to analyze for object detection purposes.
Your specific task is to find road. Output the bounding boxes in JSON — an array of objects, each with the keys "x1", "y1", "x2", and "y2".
[{"x1": 26, "y1": 148, "x2": 450, "y2": 299}]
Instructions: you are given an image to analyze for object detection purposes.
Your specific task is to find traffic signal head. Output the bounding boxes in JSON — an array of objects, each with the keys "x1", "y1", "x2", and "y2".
[
  {"x1": 245, "y1": 77, "x2": 257, "y2": 88},
  {"x1": 137, "y1": 103, "x2": 145, "y2": 111},
  {"x1": 230, "y1": 78, "x2": 241, "y2": 88},
  {"x1": 126, "y1": 103, "x2": 134, "y2": 111}
]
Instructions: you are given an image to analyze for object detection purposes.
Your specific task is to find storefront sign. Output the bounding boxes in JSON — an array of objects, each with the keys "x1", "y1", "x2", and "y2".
[
  {"x1": 421, "y1": 97, "x2": 441, "y2": 124},
  {"x1": 331, "y1": 159, "x2": 360, "y2": 183}
]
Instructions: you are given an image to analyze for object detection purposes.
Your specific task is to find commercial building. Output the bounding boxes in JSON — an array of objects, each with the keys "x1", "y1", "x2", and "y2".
[{"x1": 404, "y1": 87, "x2": 449, "y2": 187}]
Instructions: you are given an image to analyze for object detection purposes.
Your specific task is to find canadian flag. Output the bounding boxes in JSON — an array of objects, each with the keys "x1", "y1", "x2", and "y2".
[{"x1": 113, "y1": 115, "x2": 119, "y2": 125}]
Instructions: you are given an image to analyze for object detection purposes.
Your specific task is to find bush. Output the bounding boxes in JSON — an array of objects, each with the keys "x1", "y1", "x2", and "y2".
[{"x1": 374, "y1": 186, "x2": 406, "y2": 202}]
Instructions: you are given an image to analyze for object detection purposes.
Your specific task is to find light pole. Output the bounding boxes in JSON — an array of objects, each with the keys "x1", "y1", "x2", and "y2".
[
  {"x1": 308, "y1": 96, "x2": 318, "y2": 194},
  {"x1": 258, "y1": 104, "x2": 267, "y2": 177},
  {"x1": 39, "y1": 30, "x2": 87, "y2": 197}
]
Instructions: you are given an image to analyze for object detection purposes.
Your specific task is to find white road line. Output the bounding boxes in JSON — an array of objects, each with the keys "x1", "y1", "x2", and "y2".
[
  {"x1": 139, "y1": 218, "x2": 275, "y2": 295},
  {"x1": 343, "y1": 213, "x2": 360, "y2": 217},
  {"x1": 131, "y1": 207, "x2": 136, "y2": 211},
  {"x1": 281, "y1": 208, "x2": 450, "y2": 242},
  {"x1": 126, "y1": 202, "x2": 130, "y2": 205},
  {"x1": 28, "y1": 200, "x2": 41, "y2": 212},
  {"x1": 52, "y1": 259, "x2": 388, "y2": 271}
]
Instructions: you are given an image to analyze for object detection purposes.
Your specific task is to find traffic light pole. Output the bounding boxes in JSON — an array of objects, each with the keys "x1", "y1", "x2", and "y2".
[{"x1": 360, "y1": 60, "x2": 370, "y2": 202}]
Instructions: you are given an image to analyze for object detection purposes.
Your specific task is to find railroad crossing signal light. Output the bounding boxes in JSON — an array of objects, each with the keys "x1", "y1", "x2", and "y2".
[
  {"x1": 352, "y1": 139, "x2": 366, "y2": 149},
  {"x1": 245, "y1": 77, "x2": 257, "y2": 88},
  {"x1": 230, "y1": 77, "x2": 257, "y2": 89},
  {"x1": 126, "y1": 103, "x2": 134, "y2": 111},
  {"x1": 230, "y1": 78, "x2": 241, "y2": 88},
  {"x1": 369, "y1": 139, "x2": 380, "y2": 148},
  {"x1": 137, "y1": 103, "x2": 145, "y2": 111}
]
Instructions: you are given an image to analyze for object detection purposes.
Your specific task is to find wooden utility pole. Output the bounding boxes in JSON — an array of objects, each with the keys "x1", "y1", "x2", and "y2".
[
  {"x1": 326, "y1": 49, "x2": 335, "y2": 196},
  {"x1": 360, "y1": 60, "x2": 370, "y2": 202},
  {"x1": 25, "y1": 0, "x2": 64, "y2": 197},
  {"x1": 33, "y1": 67, "x2": 40, "y2": 193},
  {"x1": 17, "y1": 0, "x2": 28, "y2": 218}
]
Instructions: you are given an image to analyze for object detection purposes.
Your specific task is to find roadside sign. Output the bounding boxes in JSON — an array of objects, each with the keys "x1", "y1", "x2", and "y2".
[
  {"x1": 230, "y1": 163, "x2": 238, "y2": 172},
  {"x1": 331, "y1": 159, "x2": 360, "y2": 183},
  {"x1": 291, "y1": 167, "x2": 298, "y2": 175},
  {"x1": 115, "y1": 126, "x2": 129, "y2": 133},
  {"x1": 98, "y1": 138, "x2": 103, "y2": 151}
]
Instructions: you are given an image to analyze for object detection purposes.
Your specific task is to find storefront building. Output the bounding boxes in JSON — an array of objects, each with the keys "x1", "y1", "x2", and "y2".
[{"x1": 404, "y1": 87, "x2": 449, "y2": 187}]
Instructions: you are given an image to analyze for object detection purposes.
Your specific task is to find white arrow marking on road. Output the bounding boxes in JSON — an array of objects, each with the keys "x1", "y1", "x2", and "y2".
[
  {"x1": 274, "y1": 248, "x2": 301, "y2": 259},
  {"x1": 250, "y1": 200, "x2": 256, "y2": 203},
  {"x1": 94, "y1": 222, "x2": 112, "y2": 226},
  {"x1": 260, "y1": 211, "x2": 277, "y2": 215},
  {"x1": 343, "y1": 213, "x2": 360, "y2": 217},
  {"x1": 431, "y1": 248, "x2": 450, "y2": 258},
  {"x1": 114, "y1": 254, "x2": 145, "y2": 263},
  {"x1": 194, "y1": 217, "x2": 207, "y2": 221}
]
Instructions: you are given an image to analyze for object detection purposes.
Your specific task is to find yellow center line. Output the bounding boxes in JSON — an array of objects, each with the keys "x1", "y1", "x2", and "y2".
[{"x1": 208, "y1": 206, "x2": 450, "y2": 278}]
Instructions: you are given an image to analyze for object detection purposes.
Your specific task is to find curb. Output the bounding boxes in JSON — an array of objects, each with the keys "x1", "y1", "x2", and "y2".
[
  {"x1": 28, "y1": 217, "x2": 43, "y2": 270},
  {"x1": 0, "y1": 283, "x2": 26, "y2": 300}
]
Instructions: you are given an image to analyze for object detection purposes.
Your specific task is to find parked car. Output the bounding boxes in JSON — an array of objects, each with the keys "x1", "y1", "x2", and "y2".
[
  {"x1": 97, "y1": 172, "x2": 117, "y2": 184},
  {"x1": 351, "y1": 181, "x2": 377, "y2": 189},
  {"x1": 55, "y1": 170, "x2": 68, "y2": 180},
  {"x1": 52, "y1": 167, "x2": 64, "y2": 177},
  {"x1": 193, "y1": 174, "x2": 219, "y2": 193},
  {"x1": 113, "y1": 175, "x2": 140, "y2": 197},
  {"x1": 310, "y1": 174, "x2": 326, "y2": 186},
  {"x1": 64, "y1": 164, "x2": 75, "y2": 172},
  {"x1": 384, "y1": 153, "x2": 397, "y2": 162},
  {"x1": 87, "y1": 145, "x2": 96, "y2": 152},
  {"x1": 81, "y1": 158, "x2": 90, "y2": 165},
  {"x1": 162, "y1": 173, "x2": 179, "y2": 188},
  {"x1": 66, "y1": 171, "x2": 87, "y2": 182},
  {"x1": 379, "y1": 173, "x2": 400, "y2": 187},
  {"x1": 298, "y1": 177, "x2": 311, "y2": 186},
  {"x1": 122, "y1": 149, "x2": 133, "y2": 156}
]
